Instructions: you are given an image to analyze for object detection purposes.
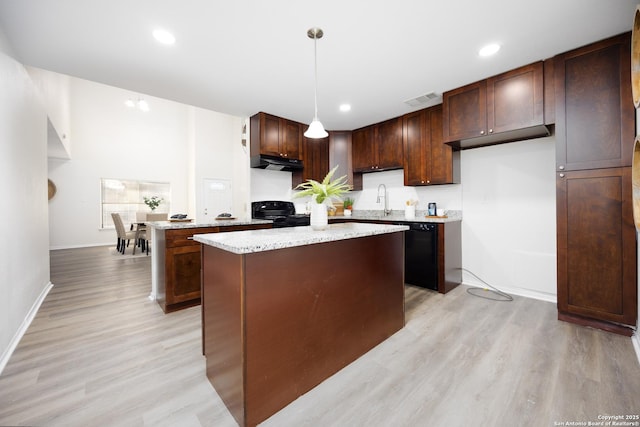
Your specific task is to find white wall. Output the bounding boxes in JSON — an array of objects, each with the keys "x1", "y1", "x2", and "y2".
[
  {"x1": 250, "y1": 168, "x2": 296, "y2": 202},
  {"x1": 0, "y1": 28, "x2": 51, "y2": 372},
  {"x1": 460, "y1": 137, "x2": 557, "y2": 301},
  {"x1": 48, "y1": 77, "x2": 190, "y2": 248},
  {"x1": 191, "y1": 108, "x2": 249, "y2": 221},
  {"x1": 254, "y1": 136, "x2": 557, "y2": 300},
  {"x1": 26, "y1": 66, "x2": 71, "y2": 159},
  {"x1": 45, "y1": 74, "x2": 250, "y2": 249}
]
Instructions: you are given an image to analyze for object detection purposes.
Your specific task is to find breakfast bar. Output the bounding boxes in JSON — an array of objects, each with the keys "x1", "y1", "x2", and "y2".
[{"x1": 194, "y1": 222, "x2": 408, "y2": 427}]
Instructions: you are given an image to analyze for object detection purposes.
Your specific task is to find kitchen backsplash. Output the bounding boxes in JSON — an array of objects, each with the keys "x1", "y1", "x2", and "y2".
[{"x1": 250, "y1": 167, "x2": 462, "y2": 213}]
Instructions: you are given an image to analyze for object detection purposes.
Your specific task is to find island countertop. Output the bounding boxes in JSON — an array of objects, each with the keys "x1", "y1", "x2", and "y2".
[
  {"x1": 146, "y1": 218, "x2": 272, "y2": 230},
  {"x1": 193, "y1": 222, "x2": 409, "y2": 254}
]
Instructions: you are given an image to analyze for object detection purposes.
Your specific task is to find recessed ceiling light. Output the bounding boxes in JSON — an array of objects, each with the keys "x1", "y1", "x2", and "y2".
[
  {"x1": 479, "y1": 43, "x2": 500, "y2": 57},
  {"x1": 339, "y1": 104, "x2": 351, "y2": 112},
  {"x1": 153, "y1": 29, "x2": 176, "y2": 45}
]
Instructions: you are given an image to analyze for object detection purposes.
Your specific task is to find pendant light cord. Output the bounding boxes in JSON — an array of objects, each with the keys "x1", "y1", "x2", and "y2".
[{"x1": 312, "y1": 32, "x2": 319, "y2": 121}]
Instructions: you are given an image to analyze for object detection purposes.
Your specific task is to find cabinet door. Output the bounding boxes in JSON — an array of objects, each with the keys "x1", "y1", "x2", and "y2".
[
  {"x1": 442, "y1": 81, "x2": 487, "y2": 142},
  {"x1": 376, "y1": 117, "x2": 403, "y2": 169},
  {"x1": 556, "y1": 167, "x2": 636, "y2": 326},
  {"x1": 352, "y1": 127, "x2": 375, "y2": 172},
  {"x1": 487, "y1": 62, "x2": 544, "y2": 135},
  {"x1": 259, "y1": 113, "x2": 281, "y2": 157},
  {"x1": 403, "y1": 109, "x2": 428, "y2": 185},
  {"x1": 302, "y1": 135, "x2": 329, "y2": 182},
  {"x1": 555, "y1": 32, "x2": 634, "y2": 171},
  {"x1": 427, "y1": 105, "x2": 454, "y2": 185},
  {"x1": 281, "y1": 119, "x2": 302, "y2": 159},
  {"x1": 165, "y1": 245, "x2": 202, "y2": 305}
]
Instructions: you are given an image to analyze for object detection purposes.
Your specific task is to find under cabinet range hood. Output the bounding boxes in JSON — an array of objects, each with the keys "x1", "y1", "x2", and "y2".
[{"x1": 250, "y1": 154, "x2": 303, "y2": 171}]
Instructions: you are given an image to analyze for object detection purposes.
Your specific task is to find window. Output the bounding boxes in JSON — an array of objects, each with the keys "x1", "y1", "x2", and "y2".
[{"x1": 101, "y1": 179, "x2": 171, "y2": 228}]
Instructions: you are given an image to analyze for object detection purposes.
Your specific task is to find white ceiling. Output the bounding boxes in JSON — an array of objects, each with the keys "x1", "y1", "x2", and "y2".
[{"x1": 0, "y1": 0, "x2": 637, "y2": 130}]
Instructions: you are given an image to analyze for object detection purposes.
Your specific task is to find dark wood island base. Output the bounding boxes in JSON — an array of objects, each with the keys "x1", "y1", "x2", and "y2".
[{"x1": 201, "y1": 231, "x2": 405, "y2": 427}]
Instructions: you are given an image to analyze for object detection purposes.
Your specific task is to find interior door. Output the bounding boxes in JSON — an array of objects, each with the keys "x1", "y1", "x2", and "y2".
[{"x1": 202, "y1": 178, "x2": 233, "y2": 221}]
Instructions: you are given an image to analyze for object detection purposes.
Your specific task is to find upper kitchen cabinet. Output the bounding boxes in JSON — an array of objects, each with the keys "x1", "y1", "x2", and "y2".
[
  {"x1": 403, "y1": 105, "x2": 459, "y2": 186},
  {"x1": 554, "y1": 32, "x2": 634, "y2": 172},
  {"x1": 292, "y1": 134, "x2": 329, "y2": 188},
  {"x1": 250, "y1": 112, "x2": 302, "y2": 160},
  {"x1": 443, "y1": 62, "x2": 549, "y2": 149},
  {"x1": 352, "y1": 117, "x2": 403, "y2": 172}
]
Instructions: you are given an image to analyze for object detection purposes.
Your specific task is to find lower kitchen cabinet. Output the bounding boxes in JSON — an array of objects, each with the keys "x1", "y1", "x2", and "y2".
[
  {"x1": 328, "y1": 217, "x2": 462, "y2": 294},
  {"x1": 156, "y1": 223, "x2": 272, "y2": 313},
  {"x1": 556, "y1": 167, "x2": 637, "y2": 334}
]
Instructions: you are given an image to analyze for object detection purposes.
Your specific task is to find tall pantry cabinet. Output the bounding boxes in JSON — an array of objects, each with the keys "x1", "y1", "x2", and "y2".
[{"x1": 554, "y1": 32, "x2": 637, "y2": 334}]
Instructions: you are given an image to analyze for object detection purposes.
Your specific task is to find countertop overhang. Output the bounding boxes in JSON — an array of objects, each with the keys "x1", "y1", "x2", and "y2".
[
  {"x1": 145, "y1": 219, "x2": 272, "y2": 230},
  {"x1": 193, "y1": 222, "x2": 409, "y2": 254}
]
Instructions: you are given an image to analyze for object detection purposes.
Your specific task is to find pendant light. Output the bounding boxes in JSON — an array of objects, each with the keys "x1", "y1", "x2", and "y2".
[{"x1": 304, "y1": 27, "x2": 328, "y2": 139}]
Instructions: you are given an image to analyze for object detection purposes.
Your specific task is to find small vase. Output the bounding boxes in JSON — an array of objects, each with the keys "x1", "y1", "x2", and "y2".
[{"x1": 310, "y1": 202, "x2": 328, "y2": 230}]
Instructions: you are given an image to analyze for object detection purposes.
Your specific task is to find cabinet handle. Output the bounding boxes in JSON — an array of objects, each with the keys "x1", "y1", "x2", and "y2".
[
  {"x1": 489, "y1": 129, "x2": 493, "y2": 134},
  {"x1": 480, "y1": 130, "x2": 485, "y2": 135},
  {"x1": 558, "y1": 165, "x2": 565, "y2": 170},
  {"x1": 559, "y1": 173, "x2": 565, "y2": 178}
]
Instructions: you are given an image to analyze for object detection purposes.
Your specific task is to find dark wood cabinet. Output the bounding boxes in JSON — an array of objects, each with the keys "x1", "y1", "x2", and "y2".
[
  {"x1": 554, "y1": 32, "x2": 634, "y2": 172},
  {"x1": 156, "y1": 223, "x2": 272, "y2": 313},
  {"x1": 402, "y1": 105, "x2": 458, "y2": 186},
  {"x1": 352, "y1": 126, "x2": 375, "y2": 172},
  {"x1": 250, "y1": 112, "x2": 302, "y2": 160},
  {"x1": 293, "y1": 135, "x2": 329, "y2": 188},
  {"x1": 352, "y1": 118, "x2": 403, "y2": 172},
  {"x1": 443, "y1": 62, "x2": 549, "y2": 149},
  {"x1": 328, "y1": 217, "x2": 462, "y2": 294},
  {"x1": 329, "y1": 131, "x2": 362, "y2": 191},
  {"x1": 554, "y1": 32, "x2": 637, "y2": 335},
  {"x1": 556, "y1": 168, "x2": 636, "y2": 333}
]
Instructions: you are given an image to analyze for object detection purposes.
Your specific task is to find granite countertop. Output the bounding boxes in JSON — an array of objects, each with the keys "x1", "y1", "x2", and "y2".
[
  {"x1": 193, "y1": 222, "x2": 409, "y2": 254},
  {"x1": 146, "y1": 218, "x2": 272, "y2": 230},
  {"x1": 331, "y1": 209, "x2": 462, "y2": 224}
]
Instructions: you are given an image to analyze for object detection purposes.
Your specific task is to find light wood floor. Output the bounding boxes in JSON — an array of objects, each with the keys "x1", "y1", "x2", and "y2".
[{"x1": 0, "y1": 246, "x2": 639, "y2": 427}]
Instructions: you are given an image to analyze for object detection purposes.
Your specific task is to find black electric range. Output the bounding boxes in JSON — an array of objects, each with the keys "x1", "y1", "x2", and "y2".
[{"x1": 251, "y1": 200, "x2": 310, "y2": 228}]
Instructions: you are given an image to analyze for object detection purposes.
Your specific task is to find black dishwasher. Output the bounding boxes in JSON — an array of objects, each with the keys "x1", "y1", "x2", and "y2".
[{"x1": 403, "y1": 222, "x2": 438, "y2": 290}]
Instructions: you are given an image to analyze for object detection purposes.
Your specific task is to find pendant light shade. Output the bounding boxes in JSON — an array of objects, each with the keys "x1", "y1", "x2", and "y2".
[
  {"x1": 305, "y1": 119, "x2": 328, "y2": 138},
  {"x1": 304, "y1": 27, "x2": 328, "y2": 139}
]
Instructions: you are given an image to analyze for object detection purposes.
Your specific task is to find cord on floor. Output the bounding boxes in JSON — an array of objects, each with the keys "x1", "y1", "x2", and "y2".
[{"x1": 459, "y1": 268, "x2": 514, "y2": 302}]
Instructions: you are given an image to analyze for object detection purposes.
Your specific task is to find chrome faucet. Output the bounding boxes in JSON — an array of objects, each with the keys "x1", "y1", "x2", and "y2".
[{"x1": 376, "y1": 184, "x2": 391, "y2": 216}]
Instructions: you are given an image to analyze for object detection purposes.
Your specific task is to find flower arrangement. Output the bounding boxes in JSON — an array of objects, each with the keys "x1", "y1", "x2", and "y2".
[
  {"x1": 143, "y1": 196, "x2": 163, "y2": 211},
  {"x1": 293, "y1": 165, "x2": 352, "y2": 205},
  {"x1": 406, "y1": 199, "x2": 418, "y2": 207}
]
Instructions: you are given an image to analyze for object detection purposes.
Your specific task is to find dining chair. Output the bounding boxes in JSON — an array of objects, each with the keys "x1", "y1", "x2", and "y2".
[{"x1": 111, "y1": 213, "x2": 137, "y2": 254}]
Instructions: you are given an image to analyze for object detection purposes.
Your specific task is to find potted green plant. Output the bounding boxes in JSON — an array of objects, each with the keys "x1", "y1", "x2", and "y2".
[
  {"x1": 143, "y1": 196, "x2": 163, "y2": 211},
  {"x1": 343, "y1": 197, "x2": 354, "y2": 216},
  {"x1": 293, "y1": 165, "x2": 351, "y2": 230}
]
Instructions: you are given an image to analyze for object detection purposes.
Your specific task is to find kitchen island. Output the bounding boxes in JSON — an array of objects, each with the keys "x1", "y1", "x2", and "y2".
[
  {"x1": 194, "y1": 222, "x2": 408, "y2": 427},
  {"x1": 147, "y1": 219, "x2": 272, "y2": 312}
]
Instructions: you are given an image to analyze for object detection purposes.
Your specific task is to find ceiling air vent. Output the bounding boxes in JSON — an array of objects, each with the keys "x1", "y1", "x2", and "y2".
[{"x1": 404, "y1": 92, "x2": 441, "y2": 107}]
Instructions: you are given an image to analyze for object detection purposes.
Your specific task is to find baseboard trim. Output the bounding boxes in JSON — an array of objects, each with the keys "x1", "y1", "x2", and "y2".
[
  {"x1": 632, "y1": 332, "x2": 640, "y2": 367},
  {"x1": 0, "y1": 282, "x2": 53, "y2": 375},
  {"x1": 50, "y1": 243, "x2": 112, "y2": 250}
]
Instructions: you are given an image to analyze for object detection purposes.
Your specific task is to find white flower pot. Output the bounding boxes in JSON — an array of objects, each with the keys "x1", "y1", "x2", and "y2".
[{"x1": 310, "y1": 202, "x2": 328, "y2": 230}]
